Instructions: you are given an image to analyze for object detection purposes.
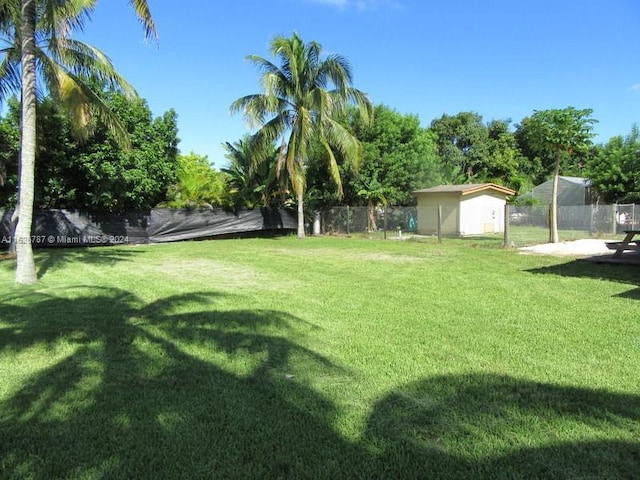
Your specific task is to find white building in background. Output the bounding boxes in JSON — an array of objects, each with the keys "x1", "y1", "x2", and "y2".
[
  {"x1": 413, "y1": 183, "x2": 516, "y2": 236},
  {"x1": 528, "y1": 176, "x2": 593, "y2": 206}
]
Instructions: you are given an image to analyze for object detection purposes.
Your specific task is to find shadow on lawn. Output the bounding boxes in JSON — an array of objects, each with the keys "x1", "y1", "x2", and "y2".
[
  {"x1": 1, "y1": 288, "x2": 639, "y2": 479},
  {"x1": 0, "y1": 247, "x2": 139, "y2": 278},
  {"x1": 526, "y1": 259, "x2": 640, "y2": 300},
  {"x1": 0, "y1": 287, "x2": 363, "y2": 479},
  {"x1": 363, "y1": 373, "x2": 640, "y2": 479},
  {"x1": 36, "y1": 246, "x2": 140, "y2": 278}
]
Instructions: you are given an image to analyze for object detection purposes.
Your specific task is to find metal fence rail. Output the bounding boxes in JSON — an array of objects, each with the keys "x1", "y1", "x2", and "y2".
[
  {"x1": 321, "y1": 206, "x2": 418, "y2": 236},
  {"x1": 318, "y1": 204, "x2": 639, "y2": 246}
]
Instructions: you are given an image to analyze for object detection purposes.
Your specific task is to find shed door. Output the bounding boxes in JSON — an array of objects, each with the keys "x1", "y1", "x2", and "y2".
[{"x1": 482, "y1": 209, "x2": 499, "y2": 233}]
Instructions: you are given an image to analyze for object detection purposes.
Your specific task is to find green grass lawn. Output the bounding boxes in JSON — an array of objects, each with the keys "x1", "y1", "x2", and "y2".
[
  {"x1": 1, "y1": 236, "x2": 638, "y2": 479},
  {"x1": 355, "y1": 225, "x2": 623, "y2": 247}
]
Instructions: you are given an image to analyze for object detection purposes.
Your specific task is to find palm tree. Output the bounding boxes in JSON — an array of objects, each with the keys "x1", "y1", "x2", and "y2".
[
  {"x1": 0, "y1": 0, "x2": 156, "y2": 284},
  {"x1": 222, "y1": 136, "x2": 288, "y2": 210},
  {"x1": 230, "y1": 32, "x2": 373, "y2": 238},
  {"x1": 356, "y1": 176, "x2": 389, "y2": 233}
]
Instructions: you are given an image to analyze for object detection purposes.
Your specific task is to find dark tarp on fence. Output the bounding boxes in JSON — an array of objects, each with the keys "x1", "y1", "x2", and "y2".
[
  {"x1": 0, "y1": 208, "x2": 296, "y2": 248},
  {"x1": 148, "y1": 208, "x2": 295, "y2": 243}
]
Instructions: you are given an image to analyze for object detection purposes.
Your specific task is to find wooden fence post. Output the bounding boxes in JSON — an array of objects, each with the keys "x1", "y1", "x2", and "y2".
[
  {"x1": 346, "y1": 205, "x2": 350, "y2": 235},
  {"x1": 437, "y1": 205, "x2": 442, "y2": 244},
  {"x1": 383, "y1": 205, "x2": 388, "y2": 239},
  {"x1": 503, "y1": 204, "x2": 510, "y2": 248}
]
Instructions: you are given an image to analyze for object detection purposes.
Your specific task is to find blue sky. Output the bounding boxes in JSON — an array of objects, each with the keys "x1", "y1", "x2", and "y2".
[{"x1": 77, "y1": 0, "x2": 640, "y2": 168}]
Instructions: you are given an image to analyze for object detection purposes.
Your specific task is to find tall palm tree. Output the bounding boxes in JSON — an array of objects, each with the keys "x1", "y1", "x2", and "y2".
[
  {"x1": 0, "y1": 0, "x2": 156, "y2": 284},
  {"x1": 230, "y1": 32, "x2": 373, "y2": 238}
]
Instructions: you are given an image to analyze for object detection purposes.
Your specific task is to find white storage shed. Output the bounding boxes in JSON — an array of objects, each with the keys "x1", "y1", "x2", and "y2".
[{"x1": 413, "y1": 183, "x2": 516, "y2": 236}]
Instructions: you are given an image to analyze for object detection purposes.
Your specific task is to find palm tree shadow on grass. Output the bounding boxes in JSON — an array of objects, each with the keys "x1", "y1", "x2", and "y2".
[
  {"x1": 362, "y1": 373, "x2": 640, "y2": 479},
  {"x1": 1, "y1": 288, "x2": 639, "y2": 478},
  {"x1": 0, "y1": 287, "x2": 367, "y2": 479},
  {"x1": 526, "y1": 259, "x2": 640, "y2": 300},
  {"x1": 35, "y1": 246, "x2": 141, "y2": 278}
]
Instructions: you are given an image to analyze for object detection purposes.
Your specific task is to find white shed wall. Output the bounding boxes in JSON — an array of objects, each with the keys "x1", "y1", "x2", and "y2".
[{"x1": 459, "y1": 193, "x2": 506, "y2": 235}]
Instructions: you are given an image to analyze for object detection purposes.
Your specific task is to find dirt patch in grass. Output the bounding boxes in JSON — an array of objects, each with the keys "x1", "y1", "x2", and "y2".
[
  {"x1": 352, "y1": 252, "x2": 423, "y2": 263},
  {"x1": 266, "y1": 247, "x2": 425, "y2": 264},
  {"x1": 142, "y1": 259, "x2": 267, "y2": 288},
  {"x1": 519, "y1": 239, "x2": 613, "y2": 257}
]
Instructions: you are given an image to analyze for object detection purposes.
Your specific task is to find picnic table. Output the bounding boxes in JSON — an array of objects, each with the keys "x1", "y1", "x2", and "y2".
[{"x1": 606, "y1": 230, "x2": 640, "y2": 258}]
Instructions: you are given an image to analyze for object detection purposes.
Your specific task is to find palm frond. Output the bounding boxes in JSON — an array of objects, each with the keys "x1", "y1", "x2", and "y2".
[
  {"x1": 230, "y1": 93, "x2": 290, "y2": 131},
  {"x1": 318, "y1": 54, "x2": 352, "y2": 93},
  {"x1": 253, "y1": 116, "x2": 287, "y2": 161},
  {"x1": 344, "y1": 87, "x2": 373, "y2": 126},
  {"x1": 0, "y1": 55, "x2": 20, "y2": 100},
  {"x1": 40, "y1": 0, "x2": 97, "y2": 37},
  {"x1": 325, "y1": 116, "x2": 363, "y2": 170},
  {"x1": 39, "y1": 56, "x2": 129, "y2": 146},
  {"x1": 0, "y1": 0, "x2": 19, "y2": 31},
  {"x1": 320, "y1": 136, "x2": 343, "y2": 197},
  {"x1": 128, "y1": 0, "x2": 157, "y2": 42},
  {"x1": 285, "y1": 129, "x2": 305, "y2": 196},
  {"x1": 246, "y1": 54, "x2": 280, "y2": 77},
  {"x1": 45, "y1": 37, "x2": 136, "y2": 97}
]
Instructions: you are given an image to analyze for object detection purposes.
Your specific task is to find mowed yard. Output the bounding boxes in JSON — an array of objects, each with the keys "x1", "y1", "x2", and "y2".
[{"x1": 0, "y1": 236, "x2": 638, "y2": 479}]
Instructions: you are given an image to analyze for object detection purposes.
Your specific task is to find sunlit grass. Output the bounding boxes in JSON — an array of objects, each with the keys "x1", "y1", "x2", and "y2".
[
  {"x1": 507, "y1": 225, "x2": 623, "y2": 246},
  {"x1": 1, "y1": 237, "x2": 638, "y2": 478}
]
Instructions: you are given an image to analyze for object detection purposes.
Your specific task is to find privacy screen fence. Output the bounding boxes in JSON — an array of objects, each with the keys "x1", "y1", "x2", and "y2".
[
  {"x1": 2, "y1": 204, "x2": 637, "y2": 249},
  {"x1": 0, "y1": 208, "x2": 297, "y2": 248},
  {"x1": 319, "y1": 204, "x2": 640, "y2": 246}
]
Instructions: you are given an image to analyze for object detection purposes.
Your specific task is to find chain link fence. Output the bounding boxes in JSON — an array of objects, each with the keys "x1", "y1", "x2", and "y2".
[
  {"x1": 321, "y1": 206, "x2": 417, "y2": 237},
  {"x1": 318, "y1": 204, "x2": 639, "y2": 246}
]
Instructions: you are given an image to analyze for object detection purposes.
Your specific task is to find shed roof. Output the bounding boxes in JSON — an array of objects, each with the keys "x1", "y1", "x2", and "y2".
[{"x1": 413, "y1": 183, "x2": 516, "y2": 196}]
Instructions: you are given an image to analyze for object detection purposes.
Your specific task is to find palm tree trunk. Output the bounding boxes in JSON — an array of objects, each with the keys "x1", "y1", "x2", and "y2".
[
  {"x1": 549, "y1": 151, "x2": 561, "y2": 244},
  {"x1": 15, "y1": 0, "x2": 38, "y2": 284},
  {"x1": 367, "y1": 201, "x2": 377, "y2": 232},
  {"x1": 297, "y1": 190, "x2": 305, "y2": 239}
]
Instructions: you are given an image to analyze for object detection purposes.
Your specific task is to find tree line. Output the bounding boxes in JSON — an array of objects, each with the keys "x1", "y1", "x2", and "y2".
[{"x1": 2, "y1": 93, "x2": 638, "y2": 213}]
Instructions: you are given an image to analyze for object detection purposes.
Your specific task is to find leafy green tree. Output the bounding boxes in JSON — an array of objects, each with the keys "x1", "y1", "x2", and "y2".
[
  {"x1": 0, "y1": 91, "x2": 178, "y2": 212},
  {"x1": 483, "y1": 119, "x2": 531, "y2": 192},
  {"x1": 72, "y1": 92, "x2": 178, "y2": 211},
  {"x1": 0, "y1": 95, "x2": 75, "y2": 250},
  {"x1": 33, "y1": 97, "x2": 76, "y2": 208},
  {"x1": 584, "y1": 126, "x2": 640, "y2": 203},
  {"x1": 430, "y1": 112, "x2": 490, "y2": 183},
  {"x1": 2, "y1": 96, "x2": 82, "y2": 209},
  {"x1": 515, "y1": 107, "x2": 596, "y2": 242},
  {"x1": 429, "y1": 112, "x2": 529, "y2": 189},
  {"x1": 160, "y1": 153, "x2": 227, "y2": 209},
  {"x1": 230, "y1": 32, "x2": 373, "y2": 238},
  {"x1": 0, "y1": 98, "x2": 19, "y2": 203},
  {"x1": 347, "y1": 104, "x2": 443, "y2": 206},
  {"x1": 0, "y1": 0, "x2": 156, "y2": 284}
]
